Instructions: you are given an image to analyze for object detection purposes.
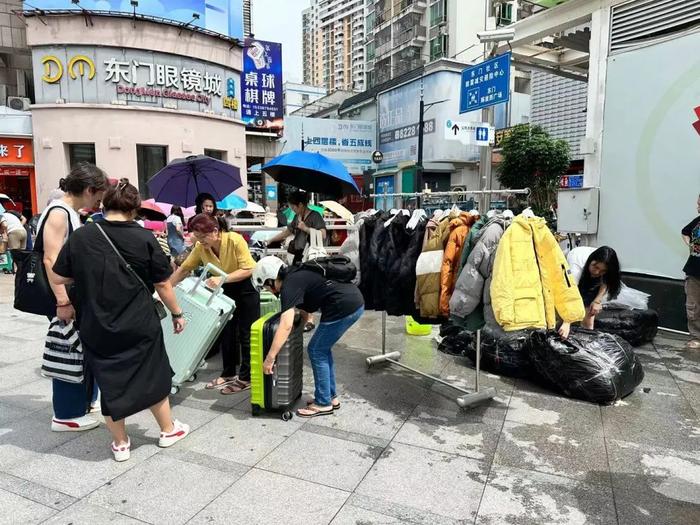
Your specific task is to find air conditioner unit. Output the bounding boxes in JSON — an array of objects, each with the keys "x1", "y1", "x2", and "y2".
[{"x1": 8, "y1": 96, "x2": 31, "y2": 111}]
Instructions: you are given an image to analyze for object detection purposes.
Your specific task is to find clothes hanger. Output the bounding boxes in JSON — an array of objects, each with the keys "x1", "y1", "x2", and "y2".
[
  {"x1": 502, "y1": 209, "x2": 514, "y2": 219},
  {"x1": 407, "y1": 208, "x2": 427, "y2": 230},
  {"x1": 486, "y1": 209, "x2": 498, "y2": 219},
  {"x1": 521, "y1": 207, "x2": 535, "y2": 218},
  {"x1": 468, "y1": 209, "x2": 480, "y2": 217}
]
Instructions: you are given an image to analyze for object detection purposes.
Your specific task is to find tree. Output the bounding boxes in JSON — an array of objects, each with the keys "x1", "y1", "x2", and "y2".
[{"x1": 497, "y1": 124, "x2": 570, "y2": 217}]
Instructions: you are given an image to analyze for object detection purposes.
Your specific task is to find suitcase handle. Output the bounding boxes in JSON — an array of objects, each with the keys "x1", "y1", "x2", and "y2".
[{"x1": 189, "y1": 263, "x2": 229, "y2": 306}]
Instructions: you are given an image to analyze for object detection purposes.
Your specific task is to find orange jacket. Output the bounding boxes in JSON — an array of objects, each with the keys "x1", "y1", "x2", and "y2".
[{"x1": 440, "y1": 213, "x2": 478, "y2": 316}]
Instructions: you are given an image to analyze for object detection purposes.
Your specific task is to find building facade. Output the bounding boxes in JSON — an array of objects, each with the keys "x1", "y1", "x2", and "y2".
[
  {"x1": 283, "y1": 82, "x2": 327, "y2": 115},
  {"x1": 302, "y1": 0, "x2": 366, "y2": 93},
  {"x1": 24, "y1": 12, "x2": 247, "y2": 208},
  {"x1": 0, "y1": 0, "x2": 32, "y2": 104}
]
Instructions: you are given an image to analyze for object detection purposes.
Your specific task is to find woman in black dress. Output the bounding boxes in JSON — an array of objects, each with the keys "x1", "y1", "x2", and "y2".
[{"x1": 52, "y1": 179, "x2": 190, "y2": 462}]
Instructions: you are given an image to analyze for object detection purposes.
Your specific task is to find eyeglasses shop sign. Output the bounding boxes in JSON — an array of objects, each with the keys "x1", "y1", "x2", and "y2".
[{"x1": 32, "y1": 46, "x2": 241, "y2": 117}]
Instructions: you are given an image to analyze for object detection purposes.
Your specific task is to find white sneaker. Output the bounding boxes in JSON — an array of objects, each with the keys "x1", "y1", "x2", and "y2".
[
  {"x1": 51, "y1": 415, "x2": 99, "y2": 432},
  {"x1": 111, "y1": 438, "x2": 131, "y2": 462},
  {"x1": 158, "y1": 420, "x2": 190, "y2": 448}
]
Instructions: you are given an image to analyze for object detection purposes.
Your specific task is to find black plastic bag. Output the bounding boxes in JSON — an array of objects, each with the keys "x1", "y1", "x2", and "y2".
[
  {"x1": 438, "y1": 330, "x2": 472, "y2": 356},
  {"x1": 594, "y1": 307, "x2": 658, "y2": 347},
  {"x1": 464, "y1": 325, "x2": 532, "y2": 378},
  {"x1": 528, "y1": 327, "x2": 644, "y2": 405}
]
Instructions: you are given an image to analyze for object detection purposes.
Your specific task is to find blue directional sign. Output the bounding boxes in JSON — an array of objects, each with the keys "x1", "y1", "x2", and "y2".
[
  {"x1": 476, "y1": 127, "x2": 489, "y2": 143},
  {"x1": 459, "y1": 52, "x2": 511, "y2": 114}
]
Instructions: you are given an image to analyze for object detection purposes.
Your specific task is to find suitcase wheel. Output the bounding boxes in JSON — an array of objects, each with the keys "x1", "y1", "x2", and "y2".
[
  {"x1": 281, "y1": 411, "x2": 293, "y2": 422},
  {"x1": 170, "y1": 385, "x2": 180, "y2": 395},
  {"x1": 251, "y1": 404, "x2": 262, "y2": 417}
]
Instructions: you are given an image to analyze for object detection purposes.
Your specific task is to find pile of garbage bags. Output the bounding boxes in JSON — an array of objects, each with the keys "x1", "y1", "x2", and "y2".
[
  {"x1": 528, "y1": 327, "x2": 645, "y2": 404},
  {"x1": 463, "y1": 325, "x2": 532, "y2": 378},
  {"x1": 594, "y1": 306, "x2": 658, "y2": 347},
  {"x1": 438, "y1": 323, "x2": 646, "y2": 404}
]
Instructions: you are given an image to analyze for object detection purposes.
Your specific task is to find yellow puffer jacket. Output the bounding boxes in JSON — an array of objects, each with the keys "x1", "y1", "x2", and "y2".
[
  {"x1": 490, "y1": 215, "x2": 585, "y2": 331},
  {"x1": 415, "y1": 217, "x2": 452, "y2": 318}
]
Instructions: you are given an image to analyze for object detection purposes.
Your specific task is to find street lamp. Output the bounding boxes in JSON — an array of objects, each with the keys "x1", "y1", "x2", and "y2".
[{"x1": 416, "y1": 76, "x2": 448, "y2": 206}]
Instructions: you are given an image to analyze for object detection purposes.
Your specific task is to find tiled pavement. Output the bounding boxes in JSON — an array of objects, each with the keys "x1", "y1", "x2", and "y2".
[{"x1": 0, "y1": 274, "x2": 699, "y2": 524}]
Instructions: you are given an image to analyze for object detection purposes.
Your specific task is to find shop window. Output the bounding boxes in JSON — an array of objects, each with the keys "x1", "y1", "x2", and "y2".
[
  {"x1": 136, "y1": 145, "x2": 168, "y2": 198},
  {"x1": 67, "y1": 143, "x2": 96, "y2": 167},
  {"x1": 204, "y1": 149, "x2": 226, "y2": 161}
]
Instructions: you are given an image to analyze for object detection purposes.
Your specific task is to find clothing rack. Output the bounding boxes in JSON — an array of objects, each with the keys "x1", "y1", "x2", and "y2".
[{"x1": 364, "y1": 188, "x2": 528, "y2": 408}]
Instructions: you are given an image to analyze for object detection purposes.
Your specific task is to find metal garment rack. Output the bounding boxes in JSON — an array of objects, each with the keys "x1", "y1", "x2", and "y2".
[{"x1": 364, "y1": 188, "x2": 530, "y2": 408}]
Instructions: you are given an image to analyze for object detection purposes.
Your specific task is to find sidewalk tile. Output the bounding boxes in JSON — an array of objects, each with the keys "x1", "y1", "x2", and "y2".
[
  {"x1": 0, "y1": 378, "x2": 53, "y2": 412},
  {"x1": 0, "y1": 361, "x2": 43, "y2": 393},
  {"x1": 476, "y1": 466, "x2": 616, "y2": 525},
  {"x1": 7, "y1": 430, "x2": 160, "y2": 498},
  {"x1": 124, "y1": 404, "x2": 221, "y2": 441},
  {"x1": 258, "y1": 429, "x2": 382, "y2": 491},
  {"x1": 190, "y1": 468, "x2": 349, "y2": 525},
  {"x1": 506, "y1": 391, "x2": 603, "y2": 435},
  {"x1": 85, "y1": 454, "x2": 239, "y2": 525},
  {"x1": 338, "y1": 494, "x2": 464, "y2": 525},
  {"x1": 393, "y1": 405, "x2": 502, "y2": 462},
  {"x1": 180, "y1": 410, "x2": 303, "y2": 466},
  {"x1": 0, "y1": 472, "x2": 76, "y2": 510},
  {"x1": 0, "y1": 488, "x2": 56, "y2": 524},
  {"x1": 330, "y1": 504, "x2": 407, "y2": 524},
  {"x1": 493, "y1": 421, "x2": 609, "y2": 486},
  {"x1": 42, "y1": 500, "x2": 146, "y2": 525},
  {"x1": 615, "y1": 486, "x2": 700, "y2": 525},
  {"x1": 355, "y1": 442, "x2": 487, "y2": 522}
]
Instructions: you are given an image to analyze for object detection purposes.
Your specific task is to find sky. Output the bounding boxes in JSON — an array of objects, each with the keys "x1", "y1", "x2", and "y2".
[{"x1": 251, "y1": 0, "x2": 309, "y2": 84}]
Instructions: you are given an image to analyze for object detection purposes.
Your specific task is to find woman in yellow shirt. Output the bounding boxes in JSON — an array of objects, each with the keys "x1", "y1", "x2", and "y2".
[{"x1": 171, "y1": 213, "x2": 260, "y2": 394}]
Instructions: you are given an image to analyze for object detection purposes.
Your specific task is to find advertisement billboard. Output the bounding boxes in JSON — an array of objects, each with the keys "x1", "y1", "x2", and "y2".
[
  {"x1": 377, "y1": 70, "x2": 482, "y2": 166},
  {"x1": 241, "y1": 38, "x2": 283, "y2": 130},
  {"x1": 23, "y1": 1, "x2": 244, "y2": 39},
  {"x1": 32, "y1": 45, "x2": 241, "y2": 118},
  {"x1": 597, "y1": 30, "x2": 700, "y2": 279},
  {"x1": 282, "y1": 116, "x2": 375, "y2": 175}
]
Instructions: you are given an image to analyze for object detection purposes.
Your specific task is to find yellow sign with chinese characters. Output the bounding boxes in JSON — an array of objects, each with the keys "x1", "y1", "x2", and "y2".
[
  {"x1": 223, "y1": 97, "x2": 239, "y2": 110},
  {"x1": 41, "y1": 55, "x2": 96, "y2": 83}
]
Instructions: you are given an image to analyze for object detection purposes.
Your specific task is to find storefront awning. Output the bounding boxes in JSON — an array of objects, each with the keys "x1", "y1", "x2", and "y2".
[{"x1": 423, "y1": 162, "x2": 455, "y2": 173}]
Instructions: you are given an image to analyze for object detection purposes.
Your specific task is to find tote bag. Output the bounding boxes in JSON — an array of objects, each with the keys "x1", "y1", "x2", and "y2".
[
  {"x1": 12, "y1": 206, "x2": 73, "y2": 316},
  {"x1": 42, "y1": 318, "x2": 84, "y2": 384}
]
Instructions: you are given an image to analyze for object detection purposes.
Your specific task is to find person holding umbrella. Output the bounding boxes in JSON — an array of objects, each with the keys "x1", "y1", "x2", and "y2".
[
  {"x1": 267, "y1": 190, "x2": 327, "y2": 332},
  {"x1": 170, "y1": 213, "x2": 260, "y2": 394}
]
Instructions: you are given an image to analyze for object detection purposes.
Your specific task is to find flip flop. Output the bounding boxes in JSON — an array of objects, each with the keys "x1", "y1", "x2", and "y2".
[
  {"x1": 296, "y1": 405, "x2": 334, "y2": 418},
  {"x1": 306, "y1": 398, "x2": 340, "y2": 410},
  {"x1": 220, "y1": 378, "x2": 251, "y2": 395},
  {"x1": 205, "y1": 377, "x2": 237, "y2": 390}
]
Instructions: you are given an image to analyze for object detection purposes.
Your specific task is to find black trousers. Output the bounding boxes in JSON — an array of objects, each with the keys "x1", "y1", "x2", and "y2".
[{"x1": 219, "y1": 280, "x2": 260, "y2": 381}]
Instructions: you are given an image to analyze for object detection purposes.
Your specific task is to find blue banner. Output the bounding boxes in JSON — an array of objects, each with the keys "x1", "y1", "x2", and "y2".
[
  {"x1": 241, "y1": 38, "x2": 283, "y2": 130},
  {"x1": 459, "y1": 52, "x2": 511, "y2": 114},
  {"x1": 24, "y1": 1, "x2": 244, "y2": 39}
]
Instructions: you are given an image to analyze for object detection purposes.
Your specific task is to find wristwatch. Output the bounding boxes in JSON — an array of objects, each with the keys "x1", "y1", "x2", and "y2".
[{"x1": 172, "y1": 312, "x2": 184, "y2": 319}]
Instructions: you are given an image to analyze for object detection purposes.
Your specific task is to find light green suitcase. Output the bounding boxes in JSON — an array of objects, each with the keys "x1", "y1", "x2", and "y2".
[
  {"x1": 259, "y1": 291, "x2": 281, "y2": 316},
  {"x1": 162, "y1": 264, "x2": 235, "y2": 394}
]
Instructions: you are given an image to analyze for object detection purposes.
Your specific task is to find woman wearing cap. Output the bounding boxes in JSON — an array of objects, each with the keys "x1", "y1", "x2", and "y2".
[
  {"x1": 171, "y1": 213, "x2": 260, "y2": 394},
  {"x1": 252, "y1": 256, "x2": 364, "y2": 417}
]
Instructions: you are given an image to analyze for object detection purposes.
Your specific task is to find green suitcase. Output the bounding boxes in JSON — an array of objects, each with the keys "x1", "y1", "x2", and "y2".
[
  {"x1": 259, "y1": 291, "x2": 281, "y2": 316},
  {"x1": 250, "y1": 311, "x2": 304, "y2": 420}
]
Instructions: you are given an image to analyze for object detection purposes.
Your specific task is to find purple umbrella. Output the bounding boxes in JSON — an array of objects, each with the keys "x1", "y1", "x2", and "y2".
[{"x1": 147, "y1": 155, "x2": 242, "y2": 208}]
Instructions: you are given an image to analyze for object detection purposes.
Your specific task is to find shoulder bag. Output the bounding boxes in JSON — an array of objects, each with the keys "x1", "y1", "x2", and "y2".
[
  {"x1": 303, "y1": 228, "x2": 328, "y2": 262},
  {"x1": 12, "y1": 206, "x2": 73, "y2": 316},
  {"x1": 96, "y1": 224, "x2": 168, "y2": 320}
]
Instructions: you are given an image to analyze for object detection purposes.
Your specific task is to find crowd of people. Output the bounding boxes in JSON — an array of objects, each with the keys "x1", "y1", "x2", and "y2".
[{"x1": 4, "y1": 161, "x2": 699, "y2": 462}]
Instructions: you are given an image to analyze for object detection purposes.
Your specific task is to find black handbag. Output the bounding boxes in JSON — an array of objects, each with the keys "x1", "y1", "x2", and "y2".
[
  {"x1": 96, "y1": 224, "x2": 168, "y2": 320},
  {"x1": 12, "y1": 206, "x2": 73, "y2": 317}
]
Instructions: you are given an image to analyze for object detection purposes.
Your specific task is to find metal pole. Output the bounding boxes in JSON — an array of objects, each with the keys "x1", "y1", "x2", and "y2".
[
  {"x1": 381, "y1": 310, "x2": 386, "y2": 355},
  {"x1": 475, "y1": 329, "x2": 481, "y2": 392},
  {"x1": 416, "y1": 76, "x2": 425, "y2": 208}
]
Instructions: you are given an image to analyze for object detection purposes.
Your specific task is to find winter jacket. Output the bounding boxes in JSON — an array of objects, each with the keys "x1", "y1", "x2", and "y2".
[
  {"x1": 415, "y1": 216, "x2": 452, "y2": 318},
  {"x1": 459, "y1": 216, "x2": 488, "y2": 274},
  {"x1": 339, "y1": 217, "x2": 362, "y2": 285},
  {"x1": 490, "y1": 215, "x2": 585, "y2": 331},
  {"x1": 439, "y1": 213, "x2": 478, "y2": 316},
  {"x1": 384, "y1": 214, "x2": 426, "y2": 316},
  {"x1": 450, "y1": 216, "x2": 511, "y2": 322},
  {"x1": 358, "y1": 212, "x2": 384, "y2": 309}
]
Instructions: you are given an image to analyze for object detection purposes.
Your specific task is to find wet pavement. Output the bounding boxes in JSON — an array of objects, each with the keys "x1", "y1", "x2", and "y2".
[{"x1": 0, "y1": 274, "x2": 698, "y2": 524}]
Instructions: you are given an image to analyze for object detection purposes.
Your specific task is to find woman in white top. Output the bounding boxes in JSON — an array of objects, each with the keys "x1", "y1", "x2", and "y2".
[
  {"x1": 166, "y1": 205, "x2": 186, "y2": 256},
  {"x1": 1, "y1": 210, "x2": 27, "y2": 250},
  {"x1": 40, "y1": 162, "x2": 109, "y2": 432}
]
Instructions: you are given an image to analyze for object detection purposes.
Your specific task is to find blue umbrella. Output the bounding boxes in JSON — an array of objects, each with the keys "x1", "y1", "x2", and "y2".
[
  {"x1": 262, "y1": 150, "x2": 360, "y2": 197},
  {"x1": 217, "y1": 193, "x2": 247, "y2": 210},
  {"x1": 147, "y1": 155, "x2": 242, "y2": 207}
]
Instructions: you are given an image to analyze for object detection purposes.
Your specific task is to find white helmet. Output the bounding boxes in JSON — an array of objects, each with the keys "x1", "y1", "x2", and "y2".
[{"x1": 252, "y1": 256, "x2": 286, "y2": 290}]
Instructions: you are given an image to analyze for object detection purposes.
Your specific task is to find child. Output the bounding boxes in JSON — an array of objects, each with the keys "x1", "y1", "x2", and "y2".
[{"x1": 559, "y1": 246, "x2": 622, "y2": 339}]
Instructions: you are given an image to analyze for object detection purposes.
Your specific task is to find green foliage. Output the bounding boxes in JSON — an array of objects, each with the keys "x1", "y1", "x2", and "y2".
[{"x1": 497, "y1": 124, "x2": 570, "y2": 217}]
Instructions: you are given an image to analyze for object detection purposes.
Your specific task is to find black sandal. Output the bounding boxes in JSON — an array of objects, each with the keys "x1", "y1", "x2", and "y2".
[
  {"x1": 306, "y1": 398, "x2": 340, "y2": 410},
  {"x1": 296, "y1": 404, "x2": 334, "y2": 418}
]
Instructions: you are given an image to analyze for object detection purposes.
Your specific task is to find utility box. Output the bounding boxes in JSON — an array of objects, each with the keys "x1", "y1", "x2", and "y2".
[{"x1": 557, "y1": 188, "x2": 599, "y2": 234}]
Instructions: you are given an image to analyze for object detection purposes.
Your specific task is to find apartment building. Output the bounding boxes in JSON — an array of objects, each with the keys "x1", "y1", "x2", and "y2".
[{"x1": 302, "y1": 0, "x2": 366, "y2": 93}]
